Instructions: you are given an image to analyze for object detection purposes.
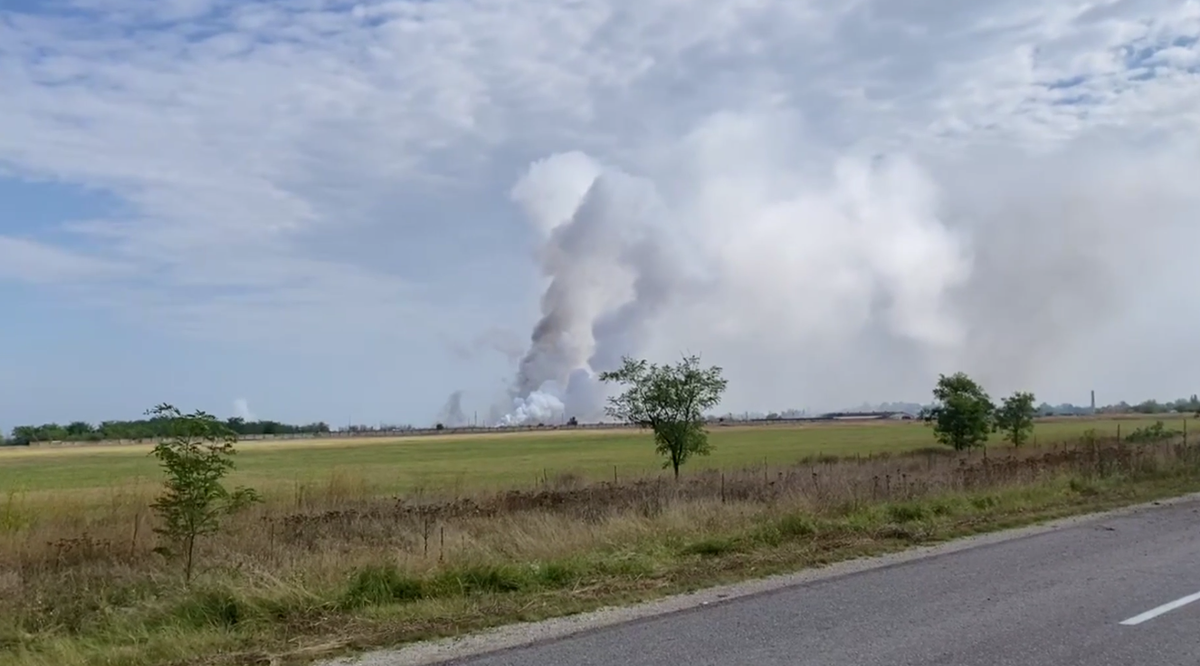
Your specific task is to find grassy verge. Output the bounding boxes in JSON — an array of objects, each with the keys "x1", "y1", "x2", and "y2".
[{"x1": 2, "y1": 438, "x2": 1198, "y2": 666}]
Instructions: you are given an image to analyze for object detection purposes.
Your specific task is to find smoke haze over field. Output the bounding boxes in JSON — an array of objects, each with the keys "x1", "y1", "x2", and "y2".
[{"x1": 496, "y1": 128, "x2": 1198, "y2": 424}]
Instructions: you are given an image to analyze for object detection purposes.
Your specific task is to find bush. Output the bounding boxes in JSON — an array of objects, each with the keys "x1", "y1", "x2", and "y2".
[{"x1": 1126, "y1": 421, "x2": 1180, "y2": 444}]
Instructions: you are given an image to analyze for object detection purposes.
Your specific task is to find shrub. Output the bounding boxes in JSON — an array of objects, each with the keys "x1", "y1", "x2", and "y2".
[
  {"x1": 147, "y1": 404, "x2": 261, "y2": 582},
  {"x1": 1126, "y1": 421, "x2": 1180, "y2": 444}
]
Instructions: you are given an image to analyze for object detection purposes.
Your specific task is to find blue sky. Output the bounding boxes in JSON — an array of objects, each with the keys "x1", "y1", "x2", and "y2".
[{"x1": 1, "y1": 0, "x2": 1199, "y2": 428}]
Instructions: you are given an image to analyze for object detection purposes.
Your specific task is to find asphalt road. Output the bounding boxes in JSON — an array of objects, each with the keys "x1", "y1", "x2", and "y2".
[{"x1": 440, "y1": 498, "x2": 1200, "y2": 666}]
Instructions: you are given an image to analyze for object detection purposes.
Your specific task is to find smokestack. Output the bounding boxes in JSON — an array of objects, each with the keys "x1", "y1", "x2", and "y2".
[{"x1": 1091, "y1": 390, "x2": 1096, "y2": 414}]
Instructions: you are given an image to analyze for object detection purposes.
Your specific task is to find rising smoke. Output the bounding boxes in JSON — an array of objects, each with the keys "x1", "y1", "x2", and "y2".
[
  {"x1": 232, "y1": 398, "x2": 256, "y2": 422},
  {"x1": 437, "y1": 389, "x2": 468, "y2": 427},
  {"x1": 499, "y1": 152, "x2": 688, "y2": 425},
  {"x1": 494, "y1": 114, "x2": 1197, "y2": 424}
]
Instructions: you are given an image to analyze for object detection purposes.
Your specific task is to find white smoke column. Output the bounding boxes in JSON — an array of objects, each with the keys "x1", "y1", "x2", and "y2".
[
  {"x1": 499, "y1": 389, "x2": 565, "y2": 426},
  {"x1": 500, "y1": 153, "x2": 686, "y2": 425},
  {"x1": 232, "y1": 398, "x2": 256, "y2": 421},
  {"x1": 508, "y1": 152, "x2": 607, "y2": 398},
  {"x1": 510, "y1": 151, "x2": 603, "y2": 236}
]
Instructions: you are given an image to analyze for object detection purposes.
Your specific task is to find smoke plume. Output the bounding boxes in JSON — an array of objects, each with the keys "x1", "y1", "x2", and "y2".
[
  {"x1": 496, "y1": 114, "x2": 1197, "y2": 423},
  {"x1": 499, "y1": 152, "x2": 689, "y2": 424},
  {"x1": 437, "y1": 390, "x2": 468, "y2": 427},
  {"x1": 232, "y1": 398, "x2": 256, "y2": 422}
]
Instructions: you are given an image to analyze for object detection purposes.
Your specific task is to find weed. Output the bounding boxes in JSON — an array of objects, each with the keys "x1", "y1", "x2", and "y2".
[
  {"x1": 436, "y1": 564, "x2": 528, "y2": 595},
  {"x1": 969, "y1": 495, "x2": 1001, "y2": 510},
  {"x1": 534, "y1": 560, "x2": 584, "y2": 587},
  {"x1": 886, "y1": 503, "x2": 929, "y2": 523},
  {"x1": 342, "y1": 565, "x2": 425, "y2": 609},
  {"x1": 173, "y1": 588, "x2": 243, "y2": 628},
  {"x1": 681, "y1": 537, "x2": 742, "y2": 557},
  {"x1": 777, "y1": 514, "x2": 817, "y2": 537},
  {"x1": 929, "y1": 498, "x2": 962, "y2": 516}
]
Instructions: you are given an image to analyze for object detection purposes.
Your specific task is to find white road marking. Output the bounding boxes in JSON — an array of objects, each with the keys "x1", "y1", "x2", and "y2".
[{"x1": 1119, "y1": 591, "x2": 1200, "y2": 626}]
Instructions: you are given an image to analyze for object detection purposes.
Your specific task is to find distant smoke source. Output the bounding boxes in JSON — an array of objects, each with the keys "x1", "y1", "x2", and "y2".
[
  {"x1": 232, "y1": 398, "x2": 256, "y2": 421},
  {"x1": 437, "y1": 390, "x2": 468, "y2": 427},
  {"x1": 499, "y1": 152, "x2": 688, "y2": 425}
]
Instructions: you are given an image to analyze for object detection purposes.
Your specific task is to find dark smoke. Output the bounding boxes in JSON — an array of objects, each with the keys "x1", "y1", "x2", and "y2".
[{"x1": 437, "y1": 389, "x2": 468, "y2": 427}]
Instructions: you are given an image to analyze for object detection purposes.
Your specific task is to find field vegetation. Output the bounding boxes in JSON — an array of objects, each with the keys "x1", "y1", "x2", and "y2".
[
  {"x1": 0, "y1": 415, "x2": 1175, "y2": 498},
  {"x1": 0, "y1": 407, "x2": 1196, "y2": 666}
]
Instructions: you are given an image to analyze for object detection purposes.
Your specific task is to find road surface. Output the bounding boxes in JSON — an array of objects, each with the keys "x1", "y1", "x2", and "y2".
[{"x1": 429, "y1": 498, "x2": 1200, "y2": 666}]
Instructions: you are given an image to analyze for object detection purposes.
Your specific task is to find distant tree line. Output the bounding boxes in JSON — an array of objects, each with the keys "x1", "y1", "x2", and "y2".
[
  {"x1": 710, "y1": 395, "x2": 1200, "y2": 423},
  {"x1": 2, "y1": 416, "x2": 331, "y2": 446},
  {"x1": 1032, "y1": 395, "x2": 1200, "y2": 416},
  {"x1": 3, "y1": 391, "x2": 1197, "y2": 448}
]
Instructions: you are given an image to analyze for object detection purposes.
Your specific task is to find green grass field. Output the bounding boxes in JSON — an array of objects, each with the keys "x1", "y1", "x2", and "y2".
[{"x1": 0, "y1": 415, "x2": 1186, "y2": 496}]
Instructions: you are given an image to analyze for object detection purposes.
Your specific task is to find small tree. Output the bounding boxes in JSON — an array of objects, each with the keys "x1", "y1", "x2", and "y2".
[
  {"x1": 994, "y1": 391, "x2": 1037, "y2": 447},
  {"x1": 148, "y1": 404, "x2": 260, "y2": 582},
  {"x1": 599, "y1": 354, "x2": 728, "y2": 479},
  {"x1": 922, "y1": 372, "x2": 995, "y2": 451}
]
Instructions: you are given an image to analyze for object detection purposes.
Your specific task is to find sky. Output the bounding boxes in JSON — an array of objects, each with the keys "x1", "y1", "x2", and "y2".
[{"x1": 0, "y1": 0, "x2": 1198, "y2": 428}]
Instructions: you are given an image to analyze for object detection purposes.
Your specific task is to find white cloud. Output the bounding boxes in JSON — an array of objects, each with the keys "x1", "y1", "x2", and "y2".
[
  {"x1": 0, "y1": 236, "x2": 130, "y2": 284},
  {"x1": 1, "y1": 0, "x2": 1198, "y2": 416}
]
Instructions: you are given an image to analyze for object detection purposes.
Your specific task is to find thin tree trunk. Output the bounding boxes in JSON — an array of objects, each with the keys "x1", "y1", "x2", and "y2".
[{"x1": 185, "y1": 534, "x2": 196, "y2": 584}]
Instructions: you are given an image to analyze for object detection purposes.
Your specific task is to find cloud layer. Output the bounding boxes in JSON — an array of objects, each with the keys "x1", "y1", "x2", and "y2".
[{"x1": 1, "y1": 0, "x2": 1198, "y2": 422}]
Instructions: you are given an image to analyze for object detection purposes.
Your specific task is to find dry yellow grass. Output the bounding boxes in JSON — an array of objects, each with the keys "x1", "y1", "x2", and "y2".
[
  {"x1": 1, "y1": 416, "x2": 1195, "y2": 666},
  {"x1": 2, "y1": 427, "x2": 1199, "y2": 666}
]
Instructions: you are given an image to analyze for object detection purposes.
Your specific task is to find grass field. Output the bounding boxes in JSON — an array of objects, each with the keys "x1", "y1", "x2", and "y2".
[
  {"x1": 0, "y1": 415, "x2": 1182, "y2": 498},
  {"x1": 1, "y1": 414, "x2": 1197, "y2": 666}
]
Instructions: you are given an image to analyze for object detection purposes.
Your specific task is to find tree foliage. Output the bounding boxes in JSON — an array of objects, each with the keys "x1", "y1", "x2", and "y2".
[
  {"x1": 6, "y1": 416, "x2": 331, "y2": 445},
  {"x1": 922, "y1": 372, "x2": 995, "y2": 451},
  {"x1": 148, "y1": 404, "x2": 261, "y2": 582},
  {"x1": 599, "y1": 355, "x2": 728, "y2": 479},
  {"x1": 995, "y1": 391, "x2": 1037, "y2": 447}
]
